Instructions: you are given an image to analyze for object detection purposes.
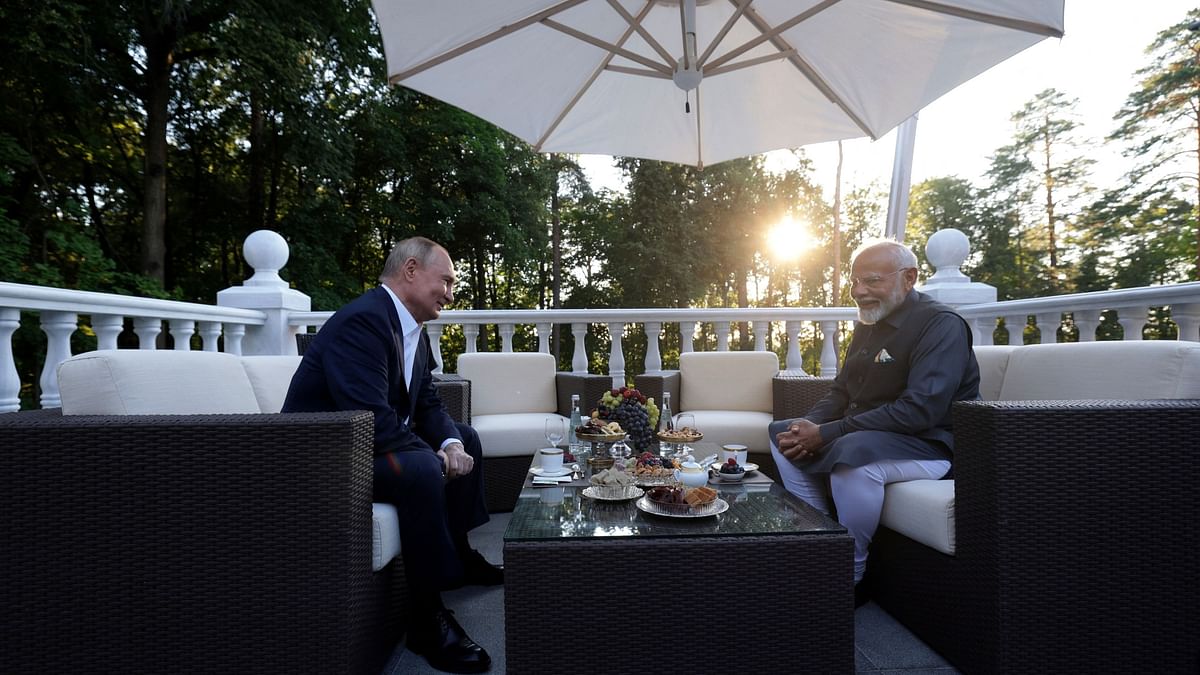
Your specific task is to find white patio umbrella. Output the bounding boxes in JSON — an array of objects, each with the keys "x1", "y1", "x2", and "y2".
[{"x1": 371, "y1": 0, "x2": 1064, "y2": 169}]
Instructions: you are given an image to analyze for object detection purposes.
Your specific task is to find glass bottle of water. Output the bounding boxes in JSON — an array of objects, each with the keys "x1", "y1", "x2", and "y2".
[
  {"x1": 658, "y1": 391, "x2": 673, "y2": 457},
  {"x1": 568, "y1": 394, "x2": 587, "y2": 468}
]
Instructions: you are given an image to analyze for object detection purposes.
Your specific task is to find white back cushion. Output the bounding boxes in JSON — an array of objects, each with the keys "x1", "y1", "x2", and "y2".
[
  {"x1": 972, "y1": 345, "x2": 1016, "y2": 402},
  {"x1": 240, "y1": 356, "x2": 303, "y2": 413},
  {"x1": 997, "y1": 340, "x2": 1200, "y2": 401},
  {"x1": 58, "y1": 350, "x2": 261, "y2": 415},
  {"x1": 456, "y1": 352, "x2": 558, "y2": 415},
  {"x1": 679, "y1": 351, "x2": 779, "y2": 412}
]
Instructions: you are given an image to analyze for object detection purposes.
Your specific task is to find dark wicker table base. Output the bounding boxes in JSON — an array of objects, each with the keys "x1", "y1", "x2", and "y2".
[{"x1": 505, "y1": 533, "x2": 853, "y2": 673}]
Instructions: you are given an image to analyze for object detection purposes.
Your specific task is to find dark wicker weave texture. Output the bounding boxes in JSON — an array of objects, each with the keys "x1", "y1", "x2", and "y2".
[
  {"x1": 871, "y1": 399, "x2": 1200, "y2": 674},
  {"x1": 772, "y1": 374, "x2": 836, "y2": 420},
  {"x1": 505, "y1": 534, "x2": 854, "y2": 674},
  {"x1": 0, "y1": 409, "x2": 401, "y2": 675}
]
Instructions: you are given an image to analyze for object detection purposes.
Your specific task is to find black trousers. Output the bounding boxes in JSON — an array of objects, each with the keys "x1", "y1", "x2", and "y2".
[{"x1": 372, "y1": 422, "x2": 490, "y2": 589}]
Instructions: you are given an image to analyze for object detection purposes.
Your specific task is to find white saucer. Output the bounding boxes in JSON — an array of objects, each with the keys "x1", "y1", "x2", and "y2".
[{"x1": 529, "y1": 466, "x2": 572, "y2": 477}]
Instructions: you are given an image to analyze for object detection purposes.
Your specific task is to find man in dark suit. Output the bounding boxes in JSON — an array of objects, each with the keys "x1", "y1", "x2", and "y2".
[
  {"x1": 769, "y1": 240, "x2": 980, "y2": 607},
  {"x1": 283, "y1": 237, "x2": 499, "y2": 674}
]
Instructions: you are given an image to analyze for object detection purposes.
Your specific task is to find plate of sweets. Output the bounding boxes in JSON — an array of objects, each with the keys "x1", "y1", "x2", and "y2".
[
  {"x1": 638, "y1": 485, "x2": 727, "y2": 518},
  {"x1": 576, "y1": 418, "x2": 626, "y2": 442},
  {"x1": 657, "y1": 426, "x2": 703, "y2": 444},
  {"x1": 585, "y1": 467, "x2": 644, "y2": 501},
  {"x1": 629, "y1": 451, "x2": 677, "y2": 486}
]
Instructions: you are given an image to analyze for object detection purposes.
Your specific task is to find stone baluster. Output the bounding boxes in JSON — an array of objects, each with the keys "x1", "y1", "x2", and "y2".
[
  {"x1": 39, "y1": 311, "x2": 77, "y2": 408},
  {"x1": 1035, "y1": 312, "x2": 1059, "y2": 344},
  {"x1": 198, "y1": 321, "x2": 223, "y2": 351},
  {"x1": 463, "y1": 324, "x2": 480, "y2": 352},
  {"x1": 499, "y1": 323, "x2": 515, "y2": 352},
  {"x1": 427, "y1": 324, "x2": 444, "y2": 373},
  {"x1": 784, "y1": 320, "x2": 806, "y2": 374},
  {"x1": 133, "y1": 317, "x2": 161, "y2": 349},
  {"x1": 1072, "y1": 310, "x2": 1100, "y2": 342},
  {"x1": 753, "y1": 321, "x2": 768, "y2": 352},
  {"x1": 92, "y1": 314, "x2": 124, "y2": 350},
  {"x1": 1117, "y1": 308, "x2": 1145, "y2": 341},
  {"x1": 171, "y1": 319, "x2": 196, "y2": 350},
  {"x1": 223, "y1": 323, "x2": 245, "y2": 355},
  {"x1": 819, "y1": 320, "x2": 839, "y2": 376},
  {"x1": 1173, "y1": 304, "x2": 1200, "y2": 342},
  {"x1": 680, "y1": 322, "x2": 698, "y2": 353},
  {"x1": 644, "y1": 321, "x2": 662, "y2": 373},
  {"x1": 715, "y1": 322, "x2": 730, "y2": 351},
  {"x1": 216, "y1": 230, "x2": 309, "y2": 355},
  {"x1": 608, "y1": 322, "x2": 625, "y2": 388},
  {"x1": 1003, "y1": 315, "x2": 1025, "y2": 345},
  {"x1": 536, "y1": 322, "x2": 551, "y2": 353},
  {"x1": 571, "y1": 323, "x2": 588, "y2": 373},
  {"x1": 971, "y1": 317, "x2": 994, "y2": 345},
  {"x1": 1, "y1": 308, "x2": 20, "y2": 412}
]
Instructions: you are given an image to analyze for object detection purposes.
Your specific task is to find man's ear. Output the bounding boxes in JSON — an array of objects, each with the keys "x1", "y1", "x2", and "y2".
[
  {"x1": 902, "y1": 266, "x2": 918, "y2": 289},
  {"x1": 401, "y1": 256, "x2": 419, "y2": 280}
]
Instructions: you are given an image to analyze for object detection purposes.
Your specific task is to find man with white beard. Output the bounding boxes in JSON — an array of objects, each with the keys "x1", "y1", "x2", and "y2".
[{"x1": 769, "y1": 239, "x2": 980, "y2": 607}]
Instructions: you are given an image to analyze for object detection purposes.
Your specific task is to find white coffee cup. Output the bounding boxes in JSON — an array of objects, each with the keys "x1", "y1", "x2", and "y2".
[
  {"x1": 720, "y1": 444, "x2": 748, "y2": 466},
  {"x1": 539, "y1": 447, "x2": 565, "y2": 474}
]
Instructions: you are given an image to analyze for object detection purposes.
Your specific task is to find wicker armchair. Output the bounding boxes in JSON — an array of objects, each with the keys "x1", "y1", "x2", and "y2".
[{"x1": 0, "y1": 409, "x2": 404, "y2": 675}]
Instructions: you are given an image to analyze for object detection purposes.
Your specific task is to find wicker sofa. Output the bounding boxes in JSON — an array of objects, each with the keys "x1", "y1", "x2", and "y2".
[
  {"x1": 785, "y1": 340, "x2": 1200, "y2": 673},
  {"x1": 0, "y1": 348, "x2": 479, "y2": 675}
]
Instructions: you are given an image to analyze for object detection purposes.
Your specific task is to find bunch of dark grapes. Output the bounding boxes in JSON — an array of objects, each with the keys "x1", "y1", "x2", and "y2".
[{"x1": 595, "y1": 386, "x2": 660, "y2": 453}]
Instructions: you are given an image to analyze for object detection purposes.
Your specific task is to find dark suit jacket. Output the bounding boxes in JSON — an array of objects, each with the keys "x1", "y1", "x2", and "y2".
[{"x1": 282, "y1": 286, "x2": 458, "y2": 456}]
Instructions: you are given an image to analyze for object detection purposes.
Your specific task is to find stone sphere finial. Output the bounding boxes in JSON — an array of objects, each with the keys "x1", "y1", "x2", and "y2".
[
  {"x1": 242, "y1": 230, "x2": 290, "y2": 287},
  {"x1": 924, "y1": 228, "x2": 970, "y2": 282}
]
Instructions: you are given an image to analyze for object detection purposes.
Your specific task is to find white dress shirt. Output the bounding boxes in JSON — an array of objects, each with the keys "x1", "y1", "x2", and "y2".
[{"x1": 381, "y1": 285, "x2": 461, "y2": 450}]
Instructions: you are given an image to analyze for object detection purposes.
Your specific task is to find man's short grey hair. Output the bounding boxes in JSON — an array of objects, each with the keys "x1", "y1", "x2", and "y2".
[
  {"x1": 379, "y1": 237, "x2": 444, "y2": 282},
  {"x1": 850, "y1": 238, "x2": 918, "y2": 270}
]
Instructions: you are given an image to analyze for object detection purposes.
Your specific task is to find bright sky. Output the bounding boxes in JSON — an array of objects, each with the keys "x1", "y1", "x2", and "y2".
[{"x1": 579, "y1": 1, "x2": 1195, "y2": 197}]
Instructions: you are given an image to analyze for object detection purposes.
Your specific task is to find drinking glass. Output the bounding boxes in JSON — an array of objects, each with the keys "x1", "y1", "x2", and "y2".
[
  {"x1": 675, "y1": 413, "x2": 696, "y2": 459},
  {"x1": 545, "y1": 418, "x2": 566, "y2": 449}
]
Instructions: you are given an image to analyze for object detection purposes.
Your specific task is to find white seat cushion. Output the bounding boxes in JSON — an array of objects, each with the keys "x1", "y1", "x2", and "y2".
[
  {"x1": 880, "y1": 479, "x2": 956, "y2": 555},
  {"x1": 371, "y1": 502, "x2": 401, "y2": 572},
  {"x1": 972, "y1": 345, "x2": 1016, "y2": 402},
  {"x1": 58, "y1": 350, "x2": 261, "y2": 415},
  {"x1": 997, "y1": 340, "x2": 1200, "y2": 400},
  {"x1": 471, "y1": 412, "x2": 570, "y2": 458},
  {"x1": 683, "y1": 410, "x2": 775, "y2": 453},
  {"x1": 456, "y1": 352, "x2": 558, "y2": 415},
  {"x1": 240, "y1": 356, "x2": 302, "y2": 413},
  {"x1": 679, "y1": 351, "x2": 778, "y2": 412}
]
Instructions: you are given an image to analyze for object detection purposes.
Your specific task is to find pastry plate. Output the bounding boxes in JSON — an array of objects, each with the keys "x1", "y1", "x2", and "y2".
[
  {"x1": 529, "y1": 466, "x2": 572, "y2": 477},
  {"x1": 582, "y1": 486, "x2": 644, "y2": 501},
  {"x1": 577, "y1": 431, "x2": 627, "y2": 443},
  {"x1": 635, "y1": 496, "x2": 728, "y2": 519},
  {"x1": 656, "y1": 431, "x2": 703, "y2": 444}
]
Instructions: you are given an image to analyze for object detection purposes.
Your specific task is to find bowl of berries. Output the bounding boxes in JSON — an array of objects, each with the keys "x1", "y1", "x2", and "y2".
[{"x1": 714, "y1": 458, "x2": 747, "y2": 482}]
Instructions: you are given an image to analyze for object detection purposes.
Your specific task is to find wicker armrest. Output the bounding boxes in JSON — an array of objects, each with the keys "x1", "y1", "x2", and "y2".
[
  {"x1": 0, "y1": 409, "x2": 395, "y2": 674},
  {"x1": 772, "y1": 375, "x2": 835, "y2": 420},
  {"x1": 633, "y1": 371, "x2": 680, "y2": 412},
  {"x1": 943, "y1": 398, "x2": 1200, "y2": 672},
  {"x1": 433, "y1": 373, "x2": 471, "y2": 424},
  {"x1": 555, "y1": 372, "x2": 612, "y2": 417}
]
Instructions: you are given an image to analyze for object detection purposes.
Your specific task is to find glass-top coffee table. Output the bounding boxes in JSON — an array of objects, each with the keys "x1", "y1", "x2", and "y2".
[{"x1": 503, "y1": 468, "x2": 854, "y2": 673}]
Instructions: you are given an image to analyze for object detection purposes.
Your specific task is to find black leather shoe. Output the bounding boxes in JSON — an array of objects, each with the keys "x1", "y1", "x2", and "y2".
[
  {"x1": 460, "y1": 549, "x2": 504, "y2": 587},
  {"x1": 408, "y1": 608, "x2": 492, "y2": 674}
]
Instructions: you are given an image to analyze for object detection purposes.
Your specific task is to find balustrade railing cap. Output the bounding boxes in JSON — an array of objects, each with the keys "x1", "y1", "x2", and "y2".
[{"x1": 243, "y1": 230, "x2": 290, "y2": 288}]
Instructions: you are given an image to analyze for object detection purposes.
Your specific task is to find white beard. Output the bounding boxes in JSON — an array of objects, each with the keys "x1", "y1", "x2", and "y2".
[{"x1": 856, "y1": 286, "x2": 907, "y2": 325}]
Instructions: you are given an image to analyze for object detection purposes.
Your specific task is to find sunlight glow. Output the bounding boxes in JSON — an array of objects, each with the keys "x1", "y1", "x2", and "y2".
[{"x1": 766, "y1": 216, "x2": 812, "y2": 262}]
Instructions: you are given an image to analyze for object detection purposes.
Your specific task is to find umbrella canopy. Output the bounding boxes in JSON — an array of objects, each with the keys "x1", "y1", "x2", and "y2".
[{"x1": 373, "y1": 0, "x2": 1064, "y2": 168}]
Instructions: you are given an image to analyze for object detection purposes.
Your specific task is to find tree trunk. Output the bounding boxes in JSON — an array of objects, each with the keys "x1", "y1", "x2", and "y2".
[
  {"x1": 141, "y1": 36, "x2": 173, "y2": 286},
  {"x1": 247, "y1": 87, "x2": 266, "y2": 231},
  {"x1": 551, "y1": 178, "x2": 562, "y2": 356},
  {"x1": 1043, "y1": 122, "x2": 1057, "y2": 274}
]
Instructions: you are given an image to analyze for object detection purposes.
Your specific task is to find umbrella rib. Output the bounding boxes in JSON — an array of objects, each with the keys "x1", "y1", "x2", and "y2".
[
  {"x1": 534, "y1": 0, "x2": 657, "y2": 151},
  {"x1": 605, "y1": 64, "x2": 671, "y2": 79},
  {"x1": 606, "y1": 0, "x2": 675, "y2": 68},
  {"x1": 705, "y1": 0, "x2": 841, "y2": 72},
  {"x1": 388, "y1": 0, "x2": 588, "y2": 84},
  {"x1": 883, "y1": 0, "x2": 1064, "y2": 38},
  {"x1": 698, "y1": 0, "x2": 754, "y2": 67},
  {"x1": 704, "y1": 50, "x2": 795, "y2": 78},
  {"x1": 736, "y1": 2, "x2": 876, "y2": 139},
  {"x1": 542, "y1": 18, "x2": 673, "y2": 76}
]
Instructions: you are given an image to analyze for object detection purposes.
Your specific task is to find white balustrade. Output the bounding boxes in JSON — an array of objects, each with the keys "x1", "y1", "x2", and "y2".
[
  {"x1": 133, "y1": 317, "x2": 162, "y2": 349},
  {"x1": 199, "y1": 321, "x2": 223, "y2": 351},
  {"x1": 93, "y1": 314, "x2": 124, "y2": 350},
  {"x1": 172, "y1": 320, "x2": 196, "y2": 350},
  {"x1": 428, "y1": 324, "x2": 444, "y2": 373},
  {"x1": 608, "y1": 322, "x2": 625, "y2": 388},
  {"x1": 1175, "y1": 304, "x2": 1200, "y2": 342},
  {"x1": 1035, "y1": 312, "x2": 1059, "y2": 344},
  {"x1": 571, "y1": 323, "x2": 588, "y2": 373},
  {"x1": 39, "y1": 311, "x2": 77, "y2": 408},
  {"x1": 1, "y1": 308, "x2": 21, "y2": 412},
  {"x1": 536, "y1": 323, "x2": 551, "y2": 354},
  {"x1": 819, "y1": 321, "x2": 840, "y2": 376},
  {"x1": 1073, "y1": 310, "x2": 1100, "y2": 342},
  {"x1": 498, "y1": 323, "x2": 515, "y2": 352},
  {"x1": 644, "y1": 322, "x2": 663, "y2": 373}
]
